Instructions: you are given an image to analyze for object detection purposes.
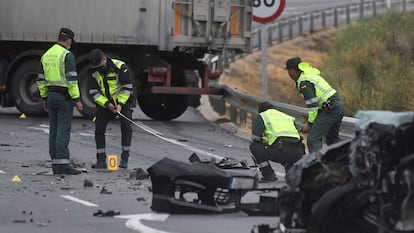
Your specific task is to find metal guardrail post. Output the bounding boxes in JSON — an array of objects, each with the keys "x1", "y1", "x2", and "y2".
[
  {"x1": 373, "y1": 1, "x2": 377, "y2": 17},
  {"x1": 298, "y1": 17, "x2": 303, "y2": 36},
  {"x1": 403, "y1": 0, "x2": 407, "y2": 12},
  {"x1": 310, "y1": 13, "x2": 314, "y2": 32},
  {"x1": 278, "y1": 22, "x2": 283, "y2": 43},
  {"x1": 322, "y1": 11, "x2": 326, "y2": 28},
  {"x1": 229, "y1": 105, "x2": 237, "y2": 123},
  {"x1": 288, "y1": 19, "x2": 293, "y2": 39},
  {"x1": 346, "y1": 6, "x2": 351, "y2": 24},
  {"x1": 360, "y1": 1, "x2": 364, "y2": 20},
  {"x1": 268, "y1": 26, "x2": 273, "y2": 46},
  {"x1": 334, "y1": 8, "x2": 338, "y2": 27}
]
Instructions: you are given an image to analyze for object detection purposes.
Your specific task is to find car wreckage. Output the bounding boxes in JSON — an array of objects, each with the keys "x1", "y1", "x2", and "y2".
[
  {"x1": 147, "y1": 110, "x2": 414, "y2": 233},
  {"x1": 278, "y1": 111, "x2": 414, "y2": 233},
  {"x1": 147, "y1": 153, "x2": 280, "y2": 215}
]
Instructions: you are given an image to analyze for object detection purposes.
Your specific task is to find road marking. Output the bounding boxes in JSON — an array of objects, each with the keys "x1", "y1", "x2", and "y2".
[
  {"x1": 78, "y1": 132, "x2": 95, "y2": 137},
  {"x1": 116, "y1": 213, "x2": 173, "y2": 233},
  {"x1": 0, "y1": 170, "x2": 6, "y2": 174},
  {"x1": 60, "y1": 195, "x2": 99, "y2": 207},
  {"x1": 27, "y1": 126, "x2": 49, "y2": 134}
]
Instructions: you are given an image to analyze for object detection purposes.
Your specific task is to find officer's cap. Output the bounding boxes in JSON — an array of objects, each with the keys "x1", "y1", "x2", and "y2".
[
  {"x1": 58, "y1": 27, "x2": 75, "y2": 42},
  {"x1": 89, "y1": 49, "x2": 105, "y2": 68},
  {"x1": 285, "y1": 57, "x2": 302, "y2": 71}
]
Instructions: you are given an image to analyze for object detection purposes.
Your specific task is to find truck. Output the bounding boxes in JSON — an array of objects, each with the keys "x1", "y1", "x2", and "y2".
[{"x1": 0, "y1": 0, "x2": 252, "y2": 120}]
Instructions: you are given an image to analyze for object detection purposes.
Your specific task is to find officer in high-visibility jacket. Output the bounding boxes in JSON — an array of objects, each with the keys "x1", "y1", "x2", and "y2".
[
  {"x1": 88, "y1": 49, "x2": 136, "y2": 169},
  {"x1": 250, "y1": 102, "x2": 305, "y2": 182},
  {"x1": 37, "y1": 27, "x2": 83, "y2": 175},
  {"x1": 285, "y1": 57, "x2": 345, "y2": 153}
]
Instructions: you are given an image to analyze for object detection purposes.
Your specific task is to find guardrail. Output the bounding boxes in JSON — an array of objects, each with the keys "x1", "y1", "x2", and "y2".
[
  {"x1": 209, "y1": 84, "x2": 357, "y2": 139},
  {"x1": 210, "y1": 0, "x2": 414, "y2": 140}
]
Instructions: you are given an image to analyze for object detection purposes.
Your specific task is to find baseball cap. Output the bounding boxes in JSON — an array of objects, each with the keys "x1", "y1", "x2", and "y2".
[
  {"x1": 285, "y1": 57, "x2": 302, "y2": 70},
  {"x1": 89, "y1": 49, "x2": 105, "y2": 68},
  {"x1": 58, "y1": 27, "x2": 75, "y2": 42}
]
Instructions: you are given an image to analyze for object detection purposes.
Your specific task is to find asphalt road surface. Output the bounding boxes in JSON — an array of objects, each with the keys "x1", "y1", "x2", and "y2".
[{"x1": 0, "y1": 102, "x2": 283, "y2": 233}]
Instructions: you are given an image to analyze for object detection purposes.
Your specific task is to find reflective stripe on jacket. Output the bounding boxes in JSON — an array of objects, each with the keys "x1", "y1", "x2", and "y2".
[
  {"x1": 260, "y1": 109, "x2": 300, "y2": 146},
  {"x1": 296, "y1": 62, "x2": 336, "y2": 123},
  {"x1": 91, "y1": 59, "x2": 130, "y2": 108}
]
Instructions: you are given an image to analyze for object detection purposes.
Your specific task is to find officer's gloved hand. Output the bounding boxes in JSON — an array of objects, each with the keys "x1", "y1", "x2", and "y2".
[
  {"x1": 116, "y1": 104, "x2": 122, "y2": 113},
  {"x1": 108, "y1": 103, "x2": 117, "y2": 113}
]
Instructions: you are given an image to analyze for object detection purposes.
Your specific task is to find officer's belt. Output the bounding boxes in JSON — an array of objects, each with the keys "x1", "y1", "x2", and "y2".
[
  {"x1": 272, "y1": 136, "x2": 301, "y2": 146},
  {"x1": 48, "y1": 86, "x2": 68, "y2": 94}
]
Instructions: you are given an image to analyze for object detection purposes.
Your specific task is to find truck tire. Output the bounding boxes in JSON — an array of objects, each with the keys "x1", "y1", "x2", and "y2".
[
  {"x1": 138, "y1": 94, "x2": 187, "y2": 121},
  {"x1": 11, "y1": 60, "x2": 47, "y2": 116},
  {"x1": 78, "y1": 66, "x2": 96, "y2": 119}
]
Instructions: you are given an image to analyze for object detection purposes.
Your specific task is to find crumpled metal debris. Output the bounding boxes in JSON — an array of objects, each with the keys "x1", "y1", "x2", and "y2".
[
  {"x1": 93, "y1": 209, "x2": 120, "y2": 217},
  {"x1": 100, "y1": 186, "x2": 112, "y2": 195},
  {"x1": 147, "y1": 154, "x2": 259, "y2": 214},
  {"x1": 277, "y1": 110, "x2": 414, "y2": 233}
]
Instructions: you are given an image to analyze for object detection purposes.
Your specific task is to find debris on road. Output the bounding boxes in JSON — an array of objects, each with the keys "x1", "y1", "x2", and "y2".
[
  {"x1": 83, "y1": 179, "x2": 93, "y2": 187},
  {"x1": 129, "y1": 168, "x2": 149, "y2": 180},
  {"x1": 147, "y1": 154, "x2": 267, "y2": 214},
  {"x1": 93, "y1": 209, "x2": 121, "y2": 217},
  {"x1": 100, "y1": 186, "x2": 112, "y2": 195}
]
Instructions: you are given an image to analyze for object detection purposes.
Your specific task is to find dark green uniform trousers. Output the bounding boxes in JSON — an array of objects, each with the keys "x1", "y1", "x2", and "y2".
[
  {"x1": 47, "y1": 92, "x2": 74, "y2": 165},
  {"x1": 307, "y1": 93, "x2": 344, "y2": 153}
]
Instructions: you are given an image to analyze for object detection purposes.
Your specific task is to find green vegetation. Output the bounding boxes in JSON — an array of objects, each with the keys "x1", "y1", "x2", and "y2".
[{"x1": 323, "y1": 12, "x2": 414, "y2": 116}]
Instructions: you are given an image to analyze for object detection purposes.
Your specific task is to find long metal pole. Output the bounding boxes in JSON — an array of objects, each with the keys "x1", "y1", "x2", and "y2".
[{"x1": 260, "y1": 26, "x2": 268, "y2": 99}]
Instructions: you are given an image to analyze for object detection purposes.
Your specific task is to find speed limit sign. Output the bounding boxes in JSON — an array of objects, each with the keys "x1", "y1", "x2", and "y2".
[{"x1": 253, "y1": 0, "x2": 286, "y2": 24}]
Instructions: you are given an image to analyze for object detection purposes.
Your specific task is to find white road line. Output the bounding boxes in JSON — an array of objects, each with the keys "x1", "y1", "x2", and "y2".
[
  {"x1": 27, "y1": 126, "x2": 49, "y2": 134},
  {"x1": 116, "y1": 213, "x2": 174, "y2": 233},
  {"x1": 78, "y1": 132, "x2": 95, "y2": 137},
  {"x1": 0, "y1": 170, "x2": 6, "y2": 174},
  {"x1": 60, "y1": 195, "x2": 99, "y2": 207}
]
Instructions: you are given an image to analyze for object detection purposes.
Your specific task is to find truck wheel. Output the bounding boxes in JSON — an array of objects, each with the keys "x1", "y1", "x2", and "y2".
[
  {"x1": 138, "y1": 94, "x2": 187, "y2": 121},
  {"x1": 78, "y1": 66, "x2": 96, "y2": 119},
  {"x1": 11, "y1": 60, "x2": 47, "y2": 116}
]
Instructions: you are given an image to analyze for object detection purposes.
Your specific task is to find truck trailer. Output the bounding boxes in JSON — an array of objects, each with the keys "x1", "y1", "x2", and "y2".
[{"x1": 0, "y1": 0, "x2": 252, "y2": 120}]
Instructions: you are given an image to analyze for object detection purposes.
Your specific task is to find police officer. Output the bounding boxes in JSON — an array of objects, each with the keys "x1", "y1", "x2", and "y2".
[
  {"x1": 37, "y1": 27, "x2": 83, "y2": 175},
  {"x1": 285, "y1": 57, "x2": 345, "y2": 153},
  {"x1": 250, "y1": 102, "x2": 305, "y2": 182},
  {"x1": 88, "y1": 49, "x2": 135, "y2": 169}
]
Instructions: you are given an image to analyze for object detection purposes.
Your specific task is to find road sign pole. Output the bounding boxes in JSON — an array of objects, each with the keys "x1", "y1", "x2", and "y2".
[
  {"x1": 253, "y1": 0, "x2": 286, "y2": 100},
  {"x1": 261, "y1": 26, "x2": 268, "y2": 99}
]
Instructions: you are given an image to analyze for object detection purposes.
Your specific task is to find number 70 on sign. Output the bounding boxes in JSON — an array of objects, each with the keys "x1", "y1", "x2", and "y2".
[{"x1": 253, "y1": 0, "x2": 286, "y2": 24}]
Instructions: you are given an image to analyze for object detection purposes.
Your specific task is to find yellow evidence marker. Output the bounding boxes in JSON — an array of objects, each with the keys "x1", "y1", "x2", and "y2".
[
  {"x1": 12, "y1": 175, "x2": 22, "y2": 182},
  {"x1": 107, "y1": 155, "x2": 118, "y2": 171}
]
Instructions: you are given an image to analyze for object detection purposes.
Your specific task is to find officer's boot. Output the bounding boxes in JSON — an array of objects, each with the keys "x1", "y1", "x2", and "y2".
[
  {"x1": 259, "y1": 164, "x2": 277, "y2": 182},
  {"x1": 91, "y1": 153, "x2": 107, "y2": 169},
  {"x1": 119, "y1": 151, "x2": 129, "y2": 169},
  {"x1": 53, "y1": 164, "x2": 81, "y2": 175}
]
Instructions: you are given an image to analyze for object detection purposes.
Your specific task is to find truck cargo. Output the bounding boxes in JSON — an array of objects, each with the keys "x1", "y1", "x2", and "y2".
[{"x1": 0, "y1": 0, "x2": 252, "y2": 120}]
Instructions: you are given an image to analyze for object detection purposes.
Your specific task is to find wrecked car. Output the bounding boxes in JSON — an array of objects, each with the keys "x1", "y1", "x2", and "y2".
[
  {"x1": 278, "y1": 111, "x2": 414, "y2": 233},
  {"x1": 147, "y1": 155, "x2": 261, "y2": 214}
]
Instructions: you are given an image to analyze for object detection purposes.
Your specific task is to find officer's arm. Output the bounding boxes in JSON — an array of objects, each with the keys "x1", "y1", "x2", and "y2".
[
  {"x1": 36, "y1": 62, "x2": 48, "y2": 99},
  {"x1": 251, "y1": 116, "x2": 265, "y2": 142},
  {"x1": 299, "y1": 81, "x2": 319, "y2": 123},
  {"x1": 89, "y1": 72, "x2": 109, "y2": 108},
  {"x1": 65, "y1": 53, "x2": 80, "y2": 101},
  {"x1": 117, "y1": 64, "x2": 133, "y2": 106}
]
